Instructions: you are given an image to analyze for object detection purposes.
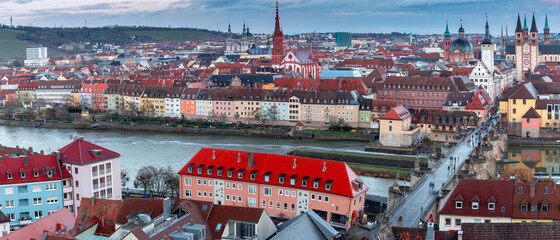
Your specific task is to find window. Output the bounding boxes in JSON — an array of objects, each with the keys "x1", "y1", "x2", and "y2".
[
  {"x1": 542, "y1": 204, "x2": 549, "y2": 213},
  {"x1": 284, "y1": 202, "x2": 288, "y2": 211},
  {"x1": 6, "y1": 173, "x2": 12, "y2": 180},
  {"x1": 519, "y1": 187, "x2": 523, "y2": 194},
  {"x1": 521, "y1": 204, "x2": 528, "y2": 213},
  {"x1": 75, "y1": 167, "x2": 78, "y2": 174},
  {"x1": 531, "y1": 204, "x2": 538, "y2": 213},
  {"x1": 238, "y1": 196, "x2": 242, "y2": 202},
  {"x1": 184, "y1": 178, "x2": 192, "y2": 186},
  {"x1": 276, "y1": 201, "x2": 281, "y2": 209},
  {"x1": 269, "y1": 200, "x2": 274, "y2": 208},
  {"x1": 203, "y1": 180, "x2": 207, "y2": 186},
  {"x1": 34, "y1": 211, "x2": 43, "y2": 219},
  {"x1": 325, "y1": 183, "x2": 331, "y2": 191},
  {"x1": 232, "y1": 183, "x2": 236, "y2": 189},
  {"x1": 197, "y1": 191, "x2": 202, "y2": 197},
  {"x1": 278, "y1": 189, "x2": 283, "y2": 196},
  {"x1": 318, "y1": 195, "x2": 323, "y2": 201},
  {"x1": 279, "y1": 176, "x2": 285, "y2": 184},
  {"x1": 75, "y1": 181, "x2": 79, "y2": 188},
  {"x1": 285, "y1": 190, "x2": 289, "y2": 196},
  {"x1": 313, "y1": 181, "x2": 319, "y2": 189},
  {"x1": 33, "y1": 171, "x2": 39, "y2": 178},
  {"x1": 226, "y1": 182, "x2": 230, "y2": 188},
  {"x1": 302, "y1": 179, "x2": 308, "y2": 187},
  {"x1": 445, "y1": 218, "x2": 451, "y2": 226},
  {"x1": 264, "y1": 175, "x2": 270, "y2": 182},
  {"x1": 325, "y1": 196, "x2": 329, "y2": 202},
  {"x1": 18, "y1": 185, "x2": 28, "y2": 193},
  {"x1": 455, "y1": 219, "x2": 461, "y2": 226},
  {"x1": 311, "y1": 194, "x2": 316, "y2": 200},
  {"x1": 248, "y1": 197, "x2": 256, "y2": 206},
  {"x1": 291, "y1": 203, "x2": 295, "y2": 211},
  {"x1": 46, "y1": 196, "x2": 58, "y2": 204},
  {"x1": 264, "y1": 187, "x2": 272, "y2": 196},
  {"x1": 185, "y1": 189, "x2": 192, "y2": 198},
  {"x1": 226, "y1": 195, "x2": 230, "y2": 200},
  {"x1": 291, "y1": 191, "x2": 296, "y2": 197},
  {"x1": 455, "y1": 201, "x2": 463, "y2": 209},
  {"x1": 238, "y1": 184, "x2": 241, "y2": 190},
  {"x1": 545, "y1": 187, "x2": 549, "y2": 194},
  {"x1": 488, "y1": 202, "x2": 495, "y2": 211},
  {"x1": 33, "y1": 197, "x2": 42, "y2": 205},
  {"x1": 32, "y1": 184, "x2": 41, "y2": 192},
  {"x1": 215, "y1": 223, "x2": 223, "y2": 232},
  {"x1": 5, "y1": 200, "x2": 14, "y2": 208},
  {"x1": 472, "y1": 202, "x2": 479, "y2": 210},
  {"x1": 249, "y1": 185, "x2": 256, "y2": 194},
  {"x1": 7, "y1": 214, "x2": 15, "y2": 221},
  {"x1": 262, "y1": 200, "x2": 267, "y2": 207}
]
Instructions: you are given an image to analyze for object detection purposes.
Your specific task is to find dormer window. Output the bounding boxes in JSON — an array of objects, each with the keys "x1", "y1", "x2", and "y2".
[
  {"x1": 488, "y1": 202, "x2": 495, "y2": 211},
  {"x1": 455, "y1": 201, "x2": 463, "y2": 209},
  {"x1": 20, "y1": 172, "x2": 26, "y2": 179},
  {"x1": 250, "y1": 170, "x2": 257, "y2": 180},
  {"x1": 325, "y1": 180, "x2": 333, "y2": 191},
  {"x1": 545, "y1": 187, "x2": 549, "y2": 194},
  {"x1": 197, "y1": 165, "x2": 204, "y2": 174},
  {"x1": 472, "y1": 201, "x2": 479, "y2": 210},
  {"x1": 33, "y1": 171, "x2": 39, "y2": 178},
  {"x1": 313, "y1": 178, "x2": 321, "y2": 189},
  {"x1": 207, "y1": 169, "x2": 213, "y2": 175},
  {"x1": 47, "y1": 170, "x2": 52, "y2": 177},
  {"x1": 237, "y1": 169, "x2": 245, "y2": 179},
  {"x1": 217, "y1": 167, "x2": 224, "y2": 177},
  {"x1": 264, "y1": 172, "x2": 272, "y2": 182},
  {"x1": 227, "y1": 168, "x2": 234, "y2": 178},
  {"x1": 187, "y1": 164, "x2": 195, "y2": 173},
  {"x1": 7, "y1": 173, "x2": 13, "y2": 180},
  {"x1": 289, "y1": 175, "x2": 297, "y2": 186},
  {"x1": 518, "y1": 186, "x2": 523, "y2": 194},
  {"x1": 301, "y1": 177, "x2": 309, "y2": 187},
  {"x1": 278, "y1": 173, "x2": 286, "y2": 184}
]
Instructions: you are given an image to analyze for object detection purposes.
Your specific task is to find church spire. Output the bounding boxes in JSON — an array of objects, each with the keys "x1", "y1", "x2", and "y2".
[
  {"x1": 228, "y1": 21, "x2": 231, "y2": 34},
  {"x1": 458, "y1": 19, "x2": 465, "y2": 39},
  {"x1": 482, "y1": 14, "x2": 492, "y2": 44},
  {"x1": 523, "y1": 14, "x2": 528, "y2": 30},
  {"x1": 243, "y1": 20, "x2": 246, "y2": 34},
  {"x1": 272, "y1": 1, "x2": 284, "y2": 66},
  {"x1": 530, "y1": 13, "x2": 538, "y2": 33},
  {"x1": 545, "y1": 14, "x2": 550, "y2": 31},
  {"x1": 515, "y1": 13, "x2": 523, "y2": 33},
  {"x1": 444, "y1": 18, "x2": 451, "y2": 39}
]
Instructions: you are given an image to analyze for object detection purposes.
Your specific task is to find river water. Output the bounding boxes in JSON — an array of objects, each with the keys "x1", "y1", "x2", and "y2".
[{"x1": 0, "y1": 125, "x2": 375, "y2": 186}]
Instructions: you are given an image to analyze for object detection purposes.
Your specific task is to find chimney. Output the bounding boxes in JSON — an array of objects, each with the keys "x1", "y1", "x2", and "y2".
[
  {"x1": 77, "y1": 223, "x2": 82, "y2": 231},
  {"x1": 79, "y1": 137, "x2": 84, "y2": 140},
  {"x1": 293, "y1": 158, "x2": 297, "y2": 169},
  {"x1": 247, "y1": 152, "x2": 254, "y2": 168},
  {"x1": 23, "y1": 156, "x2": 28, "y2": 166},
  {"x1": 163, "y1": 198, "x2": 172, "y2": 216},
  {"x1": 458, "y1": 230, "x2": 463, "y2": 240},
  {"x1": 40, "y1": 150, "x2": 44, "y2": 155},
  {"x1": 28, "y1": 147, "x2": 33, "y2": 153},
  {"x1": 322, "y1": 162, "x2": 326, "y2": 172}
]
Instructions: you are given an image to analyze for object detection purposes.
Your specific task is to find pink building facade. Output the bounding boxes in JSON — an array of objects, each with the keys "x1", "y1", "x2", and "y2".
[{"x1": 178, "y1": 148, "x2": 368, "y2": 229}]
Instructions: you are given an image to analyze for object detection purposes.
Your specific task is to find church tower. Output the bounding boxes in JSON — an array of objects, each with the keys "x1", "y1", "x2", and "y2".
[
  {"x1": 481, "y1": 15, "x2": 495, "y2": 74},
  {"x1": 515, "y1": 13, "x2": 525, "y2": 81},
  {"x1": 272, "y1": 1, "x2": 284, "y2": 67},
  {"x1": 544, "y1": 14, "x2": 550, "y2": 45},
  {"x1": 443, "y1": 19, "x2": 451, "y2": 61},
  {"x1": 530, "y1": 13, "x2": 539, "y2": 74}
]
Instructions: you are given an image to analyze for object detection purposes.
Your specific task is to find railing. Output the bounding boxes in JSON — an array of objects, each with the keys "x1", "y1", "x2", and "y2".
[
  {"x1": 330, "y1": 221, "x2": 347, "y2": 229},
  {"x1": 19, "y1": 219, "x2": 32, "y2": 225},
  {"x1": 93, "y1": 184, "x2": 99, "y2": 190},
  {"x1": 222, "y1": 235, "x2": 258, "y2": 240}
]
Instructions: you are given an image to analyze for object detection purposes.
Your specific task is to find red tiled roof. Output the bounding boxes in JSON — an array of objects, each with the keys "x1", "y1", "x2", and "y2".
[
  {"x1": 461, "y1": 222, "x2": 560, "y2": 240},
  {"x1": 0, "y1": 155, "x2": 71, "y2": 185},
  {"x1": 380, "y1": 105, "x2": 410, "y2": 120},
  {"x1": 75, "y1": 198, "x2": 122, "y2": 236},
  {"x1": 191, "y1": 201, "x2": 264, "y2": 240},
  {"x1": 522, "y1": 107, "x2": 541, "y2": 119},
  {"x1": 439, "y1": 179, "x2": 514, "y2": 217},
  {"x1": 178, "y1": 148, "x2": 368, "y2": 198},
  {"x1": 58, "y1": 139, "x2": 120, "y2": 164},
  {"x1": 1, "y1": 208, "x2": 75, "y2": 240}
]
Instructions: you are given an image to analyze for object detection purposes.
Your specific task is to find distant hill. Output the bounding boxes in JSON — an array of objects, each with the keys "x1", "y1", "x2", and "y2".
[{"x1": 0, "y1": 26, "x2": 225, "y2": 60}]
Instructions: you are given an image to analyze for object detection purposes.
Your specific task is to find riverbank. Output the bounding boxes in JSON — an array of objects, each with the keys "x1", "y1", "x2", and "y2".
[
  {"x1": 289, "y1": 150, "x2": 426, "y2": 180},
  {"x1": 508, "y1": 136, "x2": 560, "y2": 147},
  {"x1": 0, "y1": 119, "x2": 374, "y2": 142}
]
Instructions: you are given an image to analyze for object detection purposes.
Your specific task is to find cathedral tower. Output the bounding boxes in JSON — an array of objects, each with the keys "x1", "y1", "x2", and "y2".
[
  {"x1": 272, "y1": 1, "x2": 284, "y2": 67},
  {"x1": 515, "y1": 13, "x2": 525, "y2": 81},
  {"x1": 481, "y1": 15, "x2": 495, "y2": 74},
  {"x1": 530, "y1": 13, "x2": 539, "y2": 73}
]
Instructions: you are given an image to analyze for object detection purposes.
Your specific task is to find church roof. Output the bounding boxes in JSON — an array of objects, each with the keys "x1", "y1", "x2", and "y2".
[
  {"x1": 450, "y1": 38, "x2": 474, "y2": 53},
  {"x1": 545, "y1": 14, "x2": 550, "y2": 31},
  {"x1": 516, "y1": 14, "x2": 523, "y2": 32}
]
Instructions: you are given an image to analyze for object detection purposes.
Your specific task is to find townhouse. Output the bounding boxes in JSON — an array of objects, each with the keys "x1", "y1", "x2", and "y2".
[
  {"x1": 36, "y1": 80, "x2": 81, "y2": 105},
  {"x1": 58, "y1": 138, "x2": 122, "y2": 214},
  {"x1": 178, "y1": 148, "x2": 368, "y2": 229},
  {"x1": 180, "y1": 88, "x2": 199, "y2": 117},
  {"x1": 0, "y1": 155, "x2": 72, "y2": 230},
  {"x1": 164, "y1": 86, "x2": 183, "y2": 118},
  {"x1": 261, "y1": 90, "x2": 290, "y2": 122},
  {"x1": 15, "y1": 81, "x2": 38, "y2": 107},
  {"x1": 196, "y1": 89, "x2": 214, "y2": 117}
]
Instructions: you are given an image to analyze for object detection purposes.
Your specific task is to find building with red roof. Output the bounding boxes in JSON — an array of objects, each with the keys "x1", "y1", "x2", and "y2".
[
  {"x1": 379, "y1": 105, "x2": 421, "y2": 147},
  {"x1": 438, "y1": 179, "x2": 514, "y2": 231},
  {"x1": 178, "y1": 148, "x2": 368, "y2": 229},
  {"x1": 58, "y1": 138, "x2": 122, "y2": 214},
  {"x1": 0, "y1": 154, "x2": 72, "y2": 229},
  {"x1": 0, "y1": 208, "x2": 75, "y2": 240}
]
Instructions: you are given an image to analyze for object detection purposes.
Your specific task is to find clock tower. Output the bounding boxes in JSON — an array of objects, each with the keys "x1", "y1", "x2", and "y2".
[{"x1": 481, "y1": 15, "x2": 495, "y2": 74}]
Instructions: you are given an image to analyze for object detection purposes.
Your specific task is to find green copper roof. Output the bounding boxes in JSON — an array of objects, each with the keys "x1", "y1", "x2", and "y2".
[
  {"x1": 545, "y1": 14, "x2": 550, "y2": 31},
  {"x1": 444, "y1": 19, "x2": 451, "y2": 39},
  {"x1": 523, "y1": 14, "x2": 528, "y2": 30}
]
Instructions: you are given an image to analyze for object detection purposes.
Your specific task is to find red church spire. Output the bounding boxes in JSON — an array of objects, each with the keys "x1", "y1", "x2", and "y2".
[{"x1": 272, "y1": 1, "x2": 284, "y2": 66}]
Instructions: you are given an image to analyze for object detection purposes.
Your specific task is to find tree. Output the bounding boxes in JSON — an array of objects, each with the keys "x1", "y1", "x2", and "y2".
[
  {"x1": 121, "y1": 168, "x2": 131, "y2": 188},
  {"x1": 134, "y1": 166, "x2": 154, "y2": 195},
  {"x1": 163, "y1": 166, "x2": 179, "y2": 197}
]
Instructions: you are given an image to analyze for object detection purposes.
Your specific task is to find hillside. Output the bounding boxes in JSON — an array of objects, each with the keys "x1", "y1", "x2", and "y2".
[
  {"x1": 0, "y1": 29, "x2": 65, "y2": 60},
  {"x1": 0, "y1": 26, "x2": 225, "y2": 60}
]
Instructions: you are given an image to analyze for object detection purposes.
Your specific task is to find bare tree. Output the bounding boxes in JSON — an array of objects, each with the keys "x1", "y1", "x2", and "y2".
[
  {"x1": 163, "y1": 166, "x2": 179, "y2": 197},
  {"x1": 134, "y1": 166, "x2": 154, "y2": 195},
  {"x1": 121, "y1": 168, "x2": 131, "y2": 188}
]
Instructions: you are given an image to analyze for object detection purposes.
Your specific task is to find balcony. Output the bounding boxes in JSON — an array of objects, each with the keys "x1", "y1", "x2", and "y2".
[
  {"x1": 93, "y1": 184, "x2": 99, "y2": 190},
  {"x1": 92, "y1": 171, "x2": 98, "y2": 177},
  {"x1": 223, "y1": 235, "x2": 258, "y2": 240},
  {"x1": 19, "y1": 219, "x2": 32, "y2": 225}
]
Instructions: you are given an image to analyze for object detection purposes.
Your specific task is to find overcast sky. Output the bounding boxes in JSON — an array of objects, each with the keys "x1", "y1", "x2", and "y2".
[{"x1": 2, "y1": 0, "x2": 560, "y2": 35}]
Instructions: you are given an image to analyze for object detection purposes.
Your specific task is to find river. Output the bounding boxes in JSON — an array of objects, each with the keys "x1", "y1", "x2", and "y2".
[{"x1": 0, "y1": 125, "x2": 378, "y2": 186}]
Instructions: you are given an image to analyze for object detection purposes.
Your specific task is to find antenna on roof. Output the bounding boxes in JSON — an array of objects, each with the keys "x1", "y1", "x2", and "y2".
[{"x1": 322, "y1": 162, "x2": 326, "y2": 172}]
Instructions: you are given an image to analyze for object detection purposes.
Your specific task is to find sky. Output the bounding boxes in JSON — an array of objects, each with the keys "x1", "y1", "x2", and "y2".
[{"x1": 2, "y1": 0, "x2": 560, "y2": 35}]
